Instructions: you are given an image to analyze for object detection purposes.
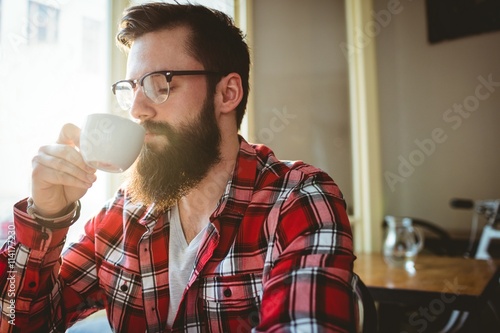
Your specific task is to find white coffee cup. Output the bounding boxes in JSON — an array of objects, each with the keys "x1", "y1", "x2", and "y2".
[{"x1": 80, "y1": 113, "x2": 145, "y2": 173}]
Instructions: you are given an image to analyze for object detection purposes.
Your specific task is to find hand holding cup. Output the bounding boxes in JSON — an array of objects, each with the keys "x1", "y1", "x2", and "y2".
[{"x1": 31, "y1": 114, "x2": 145, "y2": 218}]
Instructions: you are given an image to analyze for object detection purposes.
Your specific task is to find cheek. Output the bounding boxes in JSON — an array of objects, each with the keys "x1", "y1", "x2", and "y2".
[{"x1": 156, "y1": 79, "x2": 208, "y2": 123}]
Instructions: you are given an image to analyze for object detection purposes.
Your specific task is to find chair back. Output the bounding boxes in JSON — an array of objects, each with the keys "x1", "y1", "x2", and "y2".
[{"x1": 351, "y1": 272, "x2": 378, "y2": 333}]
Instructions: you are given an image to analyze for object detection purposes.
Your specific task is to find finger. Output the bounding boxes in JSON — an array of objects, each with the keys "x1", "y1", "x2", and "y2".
[
  {"x1": 36, "y1": 145, "x2": 96, "y2": 183},
  {"x1": 39, "y1": 143, "x2": 96, "y2": 174},
  {"x1": 32, "y1": 153, "x2": 96, "y2": 189},
  {"x1": 57, "y1": 123, "x2": 81, "y2": 147}
]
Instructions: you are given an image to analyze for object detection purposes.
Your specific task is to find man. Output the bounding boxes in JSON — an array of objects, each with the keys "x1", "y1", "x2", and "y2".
[{"x1": 0, "y1": 3, "x2": 355, "y2": 332}]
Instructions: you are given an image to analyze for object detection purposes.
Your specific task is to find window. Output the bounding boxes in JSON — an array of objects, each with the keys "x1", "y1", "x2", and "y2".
[
  {"x1": 82, "y1": 17, "x2": 104, "y2": 73},
  {"x1": 0, "y1": 0, "x2": 109, "y2": 245},
  {"x1": 28, "y1": 0, "x2": 60, "y2": 44},
  {"x1": 0, "y1": 0, "x2": 3, "y2": 43}
]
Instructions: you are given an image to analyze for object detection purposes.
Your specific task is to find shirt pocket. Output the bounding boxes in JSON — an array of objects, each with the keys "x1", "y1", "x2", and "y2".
[
  {"x1": 98, "y1": 261, "x2": 144, "y2": 329},
  {"x1": 199, "y1": 273, "x2": 263, "y2": 332}
]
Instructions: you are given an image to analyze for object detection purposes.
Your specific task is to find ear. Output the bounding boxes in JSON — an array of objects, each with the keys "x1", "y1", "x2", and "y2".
[{"x1": 214, "y1": 73, "x2": 243, "y2": 115}]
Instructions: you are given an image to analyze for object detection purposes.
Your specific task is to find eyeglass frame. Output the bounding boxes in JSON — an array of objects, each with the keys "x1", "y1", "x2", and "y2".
[{"x1": 111, "y1": 70, "x2": 221, "y2": 109}]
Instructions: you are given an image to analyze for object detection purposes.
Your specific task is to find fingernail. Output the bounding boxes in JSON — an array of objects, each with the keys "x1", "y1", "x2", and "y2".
[{"x1": 87, "y1": 174, "x2": 97, "y2": 182}]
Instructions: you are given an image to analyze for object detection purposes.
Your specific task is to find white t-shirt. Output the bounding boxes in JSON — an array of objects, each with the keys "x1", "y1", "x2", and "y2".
[{"x1": 166, "y1": 205, "x2": 208, "y2": 328}]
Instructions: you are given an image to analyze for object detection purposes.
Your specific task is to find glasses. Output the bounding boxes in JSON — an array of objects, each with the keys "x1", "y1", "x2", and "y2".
[{"x1": 111, "y1": 70, "x2": 219, "y2": 110}]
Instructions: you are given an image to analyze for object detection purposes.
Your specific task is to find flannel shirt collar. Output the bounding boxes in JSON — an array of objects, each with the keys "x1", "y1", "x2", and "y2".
[{"x1": 210, "y1": 136, "x2": 257, "y2": 221}]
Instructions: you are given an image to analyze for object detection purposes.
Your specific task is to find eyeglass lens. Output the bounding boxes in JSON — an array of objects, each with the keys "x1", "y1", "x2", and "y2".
[
  {"x1": 114, "y1": 73, "x2": 170, "y2": 110},
  {"x1": 143, "y1": 73, "x2": 170, "y2": 104}
]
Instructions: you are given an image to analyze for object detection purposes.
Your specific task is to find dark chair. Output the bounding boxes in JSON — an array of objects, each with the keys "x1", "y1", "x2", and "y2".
[
  {"x1": 380, "y1": 217, "x2": 458, "y2": 332},
  {"x1": 351, "y1": 272, "x2": 378, "y2": 333}
]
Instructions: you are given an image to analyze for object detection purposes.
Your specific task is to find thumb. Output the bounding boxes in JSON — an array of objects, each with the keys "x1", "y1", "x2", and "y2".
[{"x1": 57, "y1": 123, "x2": 81, "y2": 147}]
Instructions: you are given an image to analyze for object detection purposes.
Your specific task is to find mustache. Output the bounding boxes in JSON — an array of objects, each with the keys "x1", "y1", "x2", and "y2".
[{"x1": 142, "y1": 120, "x2": 173, "y2": 136}]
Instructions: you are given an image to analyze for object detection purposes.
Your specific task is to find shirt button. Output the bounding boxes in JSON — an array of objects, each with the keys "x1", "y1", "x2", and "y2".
[
  {"x1": 28, "y1": 281, "x2": 36, "y2": 288},
  {"x1": 120, "y1": 284, "x2": 128, "y2": 292},
  {"x1": 224, "y1": 288, "x2": 232, "y2": 297},
  {"x1": 40, "y1": 233, "x2": 49, "y2": 240}
]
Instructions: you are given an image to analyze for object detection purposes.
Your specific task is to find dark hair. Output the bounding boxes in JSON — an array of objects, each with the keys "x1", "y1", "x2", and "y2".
[{"x1": 117, "y1": 3, "x2": 250, "y2": 129}]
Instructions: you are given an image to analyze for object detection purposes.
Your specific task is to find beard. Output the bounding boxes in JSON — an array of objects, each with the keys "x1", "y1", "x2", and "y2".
[{"x1": 127, "y1": 97, "x2": 222, "y2": 212}]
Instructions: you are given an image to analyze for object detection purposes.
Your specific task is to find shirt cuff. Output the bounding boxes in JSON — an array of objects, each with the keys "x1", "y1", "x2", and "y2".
[{"x1": 14, "y1": 198, "x2": 71, "y2": 251}]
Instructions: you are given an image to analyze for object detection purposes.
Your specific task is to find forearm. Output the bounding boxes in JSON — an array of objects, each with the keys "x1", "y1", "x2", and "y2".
[
  {"x1": 0, "y1": 199, "x2": 78, "y2": 332},
  {"x1": 255, "y1": 172, "x2": 355, "y2": 332},
  {"x1": 0, "y1": 237, "x2": 67, "y2": 331},
  {"x1": 256, "y1": 249, "x2": 355, "y2": 332}
]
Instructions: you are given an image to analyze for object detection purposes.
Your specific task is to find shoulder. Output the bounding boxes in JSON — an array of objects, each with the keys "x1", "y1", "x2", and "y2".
[
  {"x1": 248, "y1": 141, "x2": 344, "y2": 202},
  {"x1": 244, "y1": 142, "x2": 353, "y2": 258}
]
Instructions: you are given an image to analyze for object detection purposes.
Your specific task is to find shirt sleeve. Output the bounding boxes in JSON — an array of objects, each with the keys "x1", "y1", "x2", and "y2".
[
  {"x1": 0, "y1": 198, "x2": 103, "y2": 333},
  {"x1": 255, "y1": 168, "x2": 356, "y2": 332}
]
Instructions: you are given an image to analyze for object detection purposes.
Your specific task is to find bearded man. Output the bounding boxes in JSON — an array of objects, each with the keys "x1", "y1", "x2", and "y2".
[{"x1": 0, "y1": 3, "x2": 355, "y2": 332}]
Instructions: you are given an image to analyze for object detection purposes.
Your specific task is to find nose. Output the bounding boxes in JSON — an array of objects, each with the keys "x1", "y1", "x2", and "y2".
[{"x1": 129, "y1": 88, "x2": 156, "y2": 121}]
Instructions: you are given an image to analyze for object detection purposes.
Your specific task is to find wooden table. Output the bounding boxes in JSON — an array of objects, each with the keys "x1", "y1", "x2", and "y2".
[{"x1": 354, "y1": 253, "x2": 500, "y2": 310}]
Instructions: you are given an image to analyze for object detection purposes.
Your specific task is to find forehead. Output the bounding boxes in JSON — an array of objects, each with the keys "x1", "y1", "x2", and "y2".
[{"x1": 126, "y1": 26, "x2": 201, "y2": 77}]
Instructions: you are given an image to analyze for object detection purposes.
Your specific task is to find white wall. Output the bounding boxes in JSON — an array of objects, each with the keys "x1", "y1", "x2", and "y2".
[
  {"x1": 375, "y1": 0, "x2": 500, "y2": 233},
  {"x1": 252, "y1": 0, "x2": 353, "y2": 211}
]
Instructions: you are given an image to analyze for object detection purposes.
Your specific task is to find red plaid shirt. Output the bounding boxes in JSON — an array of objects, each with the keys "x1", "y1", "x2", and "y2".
[{"x1": 1, "y1": 138, "x2": 355, "y2": 332}]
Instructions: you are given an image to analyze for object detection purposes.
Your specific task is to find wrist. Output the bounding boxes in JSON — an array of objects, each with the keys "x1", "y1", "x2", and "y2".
[
  {"x1": 27, "y1": 201, "x2": 71, "y2": 218},
  {"x1": 27, "y1": 198, "x2": 81, "y2": 229}
]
